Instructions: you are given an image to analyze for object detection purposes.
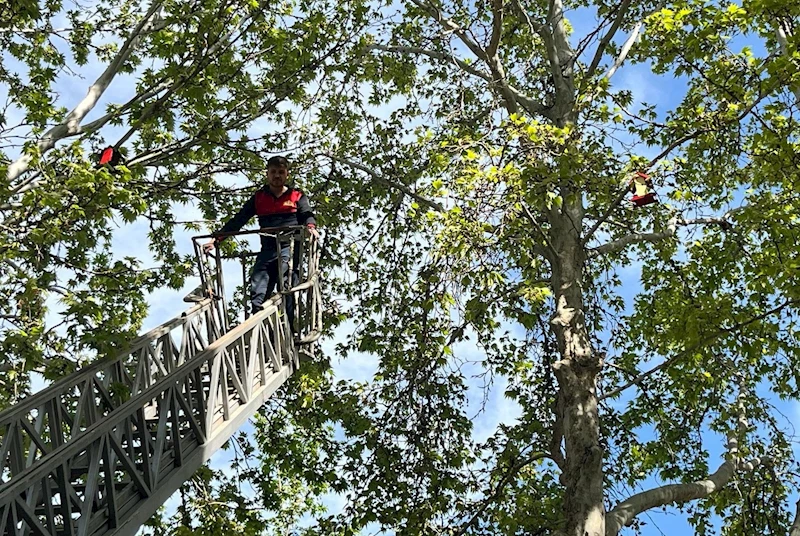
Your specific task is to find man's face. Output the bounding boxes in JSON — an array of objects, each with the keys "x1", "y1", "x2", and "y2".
[{"x1": 267, "y1": 165, "x2": 289, "y2": 188}]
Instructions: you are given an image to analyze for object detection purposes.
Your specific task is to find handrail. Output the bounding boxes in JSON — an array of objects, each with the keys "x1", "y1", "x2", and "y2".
[
  {"x1": 193, "y1": 224, "x2": 311, "y2": 241},
  {"x1": 0, "y1": 299, "x2": 215, "y2": 425},
  {"x1": 0, "y1": 293, "x2": 298, "y2": 536},
  {"x1": 0, "y1": 297, "x2": 284, "y2": 501}
]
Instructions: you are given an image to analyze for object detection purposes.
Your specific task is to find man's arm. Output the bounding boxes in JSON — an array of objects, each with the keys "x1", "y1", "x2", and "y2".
[
  {"x1": 203, "y1": 196, "x2": 257, "y2": 252},
  {"x1": 296, "y1": 191, "x2": 319, "y2": 238}
]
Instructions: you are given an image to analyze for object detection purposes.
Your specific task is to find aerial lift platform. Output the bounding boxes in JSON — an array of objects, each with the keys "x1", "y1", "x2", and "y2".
[{"x1": 0, "y1": 226, "x2": 321, "y2": 536}]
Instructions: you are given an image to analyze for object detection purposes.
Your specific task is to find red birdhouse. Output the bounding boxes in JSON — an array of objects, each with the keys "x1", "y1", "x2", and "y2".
[
  {"x1": 96, "y1": 147, "x2": 124, "y2": 168},
  {"x1": 630, "y1": 171, "x2": 657, "y2": 207}
]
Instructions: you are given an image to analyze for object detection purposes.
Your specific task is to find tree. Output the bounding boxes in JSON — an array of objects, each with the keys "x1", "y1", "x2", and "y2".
[
  {"x1": 247, "y1": 0, "x2": 800, "y2": 534},
  {"x1": 5, "y1": 0, "x2": 800, "y2": 535}
]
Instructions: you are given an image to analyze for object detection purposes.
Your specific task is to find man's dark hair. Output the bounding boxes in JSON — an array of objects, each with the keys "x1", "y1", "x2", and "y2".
[{"x1": 267, "y1": 155, "x2": 290, "y2": 169}]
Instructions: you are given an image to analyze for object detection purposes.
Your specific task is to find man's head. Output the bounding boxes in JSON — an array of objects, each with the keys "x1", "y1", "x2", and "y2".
[{"x1": 266, "y1": 155, "x2": 290, "y2": 190}]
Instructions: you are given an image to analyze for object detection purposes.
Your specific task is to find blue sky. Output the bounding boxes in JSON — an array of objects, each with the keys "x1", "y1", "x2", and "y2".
[{"x1": 3, "y1": 1, "x2": 798, "y2": 534}]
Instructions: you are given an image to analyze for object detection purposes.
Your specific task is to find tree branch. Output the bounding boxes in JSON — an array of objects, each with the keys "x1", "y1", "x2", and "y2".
[
  {"x1": 487, "y1": 0, "x2": 503, "y2": 59},
  {"x1": 588, "y1": 210, "x2": 744, "y2": 258},
  {"x1": 644, "y1": 83, "x2": 773, "y2": 172},
  {"x1": 774, "y1": 18, "x2": 800, "y2": 103},
  {"x1": 402, "y1": 1, "x2": 551, "y2": 117},
  {"x1": 582, "y1": 182, "x2": 633, "y2": 245},
  {"x1": 366, "y1": 43, "x2": 491, "y2": 81},
  {"x1": 587, "y1": 216, "x2": 679, "y2": 258},
  {"x1": 588, "y1": 230, "x2": 673, "y2": 258},
  {"x1": 584, "y1": 78, "x2": 772, "y2": 246},
  {"x1": 118, "y1": 0, "x2": 267, "y2": 149},
  {"x1": 601, "y1": 297, "x2": 799, "y2": 401},
  {"x1": 76, "y1": 80, "x2": 173, "y2": 136},
  {"x1": 521, "y1": 201, "x2": 557, "y2": 262},
  {"x1": 508, "y1": 0, "x2": 543, "y2": 34},
  {"x1": 607, "y1": 393, "x2": 766, "y2": 536},
  {"x1": 408, "y1": 0, "x2": 489, "y2": 62},
  {"x1": 585, "y1": 0, "x2": 634, "y2": 81},
  {"x1": 791, "y1": 500, "x2": 800, "y2": 536},
  {"x1": 7, "y1": 1, "x2": 164, "y2": 188},
  {"x1": 486, "y1": 0, "x2": 518, "y2": 115},
  {"x1": 606, "y1": 455, "x2": 769, "y2": 535},
  {"x1": 547, "y1": 0, "x2": 576, "y2": 119},
  {"x1": 455, "y1": 450, "x2": 550, "y2": 536},
  {"x1": 605, "y1": 22, "x2": 642, "y2": 80},
  {"x1": 366, "y1": 43, "x2": 549, "y2": 116},
  {"x1": 324, "y1": 154, "x2": 446, "y2": 212}
]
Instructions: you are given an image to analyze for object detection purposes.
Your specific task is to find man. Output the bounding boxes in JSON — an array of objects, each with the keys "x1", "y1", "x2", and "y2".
[{"x1": 203, "y1": 155, "x2": 319, "y2": 314}]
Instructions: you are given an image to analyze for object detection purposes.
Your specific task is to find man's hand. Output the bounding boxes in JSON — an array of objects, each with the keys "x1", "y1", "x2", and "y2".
[
  {"x1": 308, "y1": 227, "x2": 320, "y2": 240},
  {"x1": 202, "y1": 240, "x2": 217, "y2": 254}
]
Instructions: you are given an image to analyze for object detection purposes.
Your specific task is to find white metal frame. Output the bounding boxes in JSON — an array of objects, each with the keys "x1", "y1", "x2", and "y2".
[{"x1": 0, "y1": 228, "x2": 322, "y2": 536}]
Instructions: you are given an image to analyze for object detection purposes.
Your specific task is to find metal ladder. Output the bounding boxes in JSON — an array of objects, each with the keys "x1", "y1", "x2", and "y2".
[{"x1": 0, "y1": 228, "x2": 322, "y2": 536}]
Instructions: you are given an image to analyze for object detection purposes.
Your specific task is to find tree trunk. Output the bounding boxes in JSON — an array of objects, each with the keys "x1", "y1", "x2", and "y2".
[{"x1": 549, "y1": 198, "x2": 605, "y2": 536}]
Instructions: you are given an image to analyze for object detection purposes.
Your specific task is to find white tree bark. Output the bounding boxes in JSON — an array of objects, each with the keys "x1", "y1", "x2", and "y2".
[
  {"x1": 606, "y1": 455, "x2": 770, "y2": 536},
  {"x1": 607, "y1": 393, "x2": 766, "y2": 536},
  {"x1": 6, "y1": 1, "x2": 164, "y2": 189},
  {"x1": 588, "y1": 211, "x2": 743, "y2": 258},
  {"x1": 605, "y1": 22, "x2": 642, "y2": 80},
  {"x1": 774, "y1": 19, "x2": 800, "y2": 103},
  {"x1": 585, "y1": 0, "x2": 634, "y2": 80},
  {"x1": 550, "y1": 202, "x2": 605, "y2": 536},
  {"x1": 791, "y1": 499, "x2": 800, "y2": 536}
]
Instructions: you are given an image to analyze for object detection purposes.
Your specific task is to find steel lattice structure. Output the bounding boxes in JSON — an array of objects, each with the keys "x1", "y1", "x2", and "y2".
[{"x1": 0, "y1": 228, "x2": 322, "y2": 536}]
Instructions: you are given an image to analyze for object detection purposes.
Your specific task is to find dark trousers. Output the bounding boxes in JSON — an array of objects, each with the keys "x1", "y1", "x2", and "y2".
[{"x1": 250, "y1": 245, "x2": 299, "y2": 320}]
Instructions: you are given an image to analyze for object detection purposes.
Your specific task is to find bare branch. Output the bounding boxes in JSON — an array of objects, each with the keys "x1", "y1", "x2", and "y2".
[
  {"x1": 128, "y1": 138, "x2": 195, "y2": 167},
  {"x1": 48, "y1": 285, "x2": 69, "y2": 296},
  {"x1": 508, "y1": 0, "x2": 543, "y2": 34},
  {"x1": 680, "y1": 213, "x2": 743, "y2": 226},
  {"x1": 587, "y1": 216, "x2": 679, "y2": 258},
  {"x1": 487, "y1": 0, "x2": 503, "y2": 59},
  {"x1": 588, "y1": 209, "x2": 745, "y2": 258},
  {"x1": 585, "y1": 0, "x2": 634, "y2": 81},
  {"x1": 408, "y1": 0, "x2": 489, "y2": 62},
  {"x1": 455, "y1": 451, "x2": 551, "y2": 536},
  {"x1": 774, "y1": 18, "x2": 800, "y2": 103},
  {"x1": 521, "y1": 201, "x2": 557, "y2": 262},
  {"x1": 588, "y1": 230, "x2": 672, "y2": 257},
  {"x1": 119, "y1": 2, "x2": 268, "y2": 149},
  {"x1": 605, "y1": 22, "x2": 642, "y2": 80},
  {"x1": 325, "y1": 154, "x2": 446, "y2": 212},
  {"x1": 549, "y1": 0, "x2": 571, "y2": 65},
  {"x1": 77, "y1": 80, "x2": 173, "y2": 136},
  {"x1": 645, "y1": 85, "x2": 773, "y2": 171},
  {"x1": 404, "y1": 0, "x2": 547, "y2": 116},
  {"x1": 607, "y1": 392, "x2": 767, "y2": 536},
  {"x1": 486, "y1": 0, "x2": 519, "y2": 115},
  {"x1": 606, "y1": 455, "x2": 770, "y2": 535},
  {"x1": 582, "y1": 184, "x2": 633, "y2": 245},
  {"x1": 7, "y1": 1, "x2": 164, "y2": 188}
]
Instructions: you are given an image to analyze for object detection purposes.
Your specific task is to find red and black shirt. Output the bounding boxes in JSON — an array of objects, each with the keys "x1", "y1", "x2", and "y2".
[{"x1": 217, "y1": 187, "x2": 316, "y2": 250}]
